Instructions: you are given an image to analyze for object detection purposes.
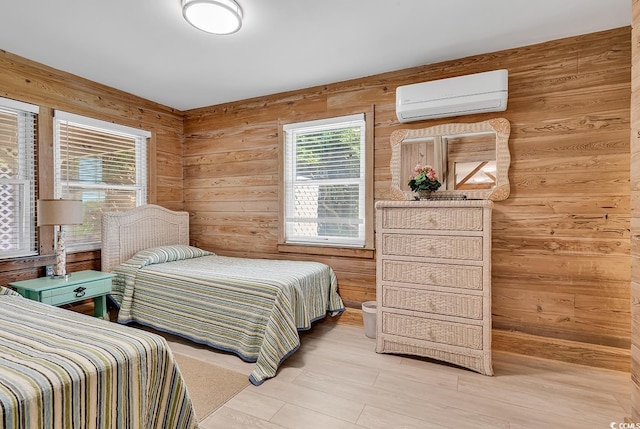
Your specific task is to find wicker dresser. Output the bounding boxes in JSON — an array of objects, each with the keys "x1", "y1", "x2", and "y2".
[{"x1": 375, "y1": 199, "x2": 493, "y2": 375}]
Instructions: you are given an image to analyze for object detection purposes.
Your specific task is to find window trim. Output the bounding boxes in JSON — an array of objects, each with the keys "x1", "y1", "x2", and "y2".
[
  {"x1": 0, "y1": 97, "x2": 39, "y2": 114},
  {"x1": 54, "y1": 111, "x2": 151, "y2": 139},
  {"x1": 53, "y1": 110, "x2": 150, "y2": 252},
  {"x1": 278, "y1": 107, "x2": 374, "y2": 258},
  {"x1": 0, "y1": 97, "x2": 38, "y2": 260}
]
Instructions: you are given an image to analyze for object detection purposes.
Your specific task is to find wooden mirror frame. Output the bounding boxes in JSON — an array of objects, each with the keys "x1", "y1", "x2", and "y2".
[{"x1": 389, "y1": 118, "x2": 511, "y2": 201}]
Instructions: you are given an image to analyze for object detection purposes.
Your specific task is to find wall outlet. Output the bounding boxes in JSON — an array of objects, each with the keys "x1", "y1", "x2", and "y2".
[{"x1": 45, "y1": 265, "x2": 54, "y2": 277}]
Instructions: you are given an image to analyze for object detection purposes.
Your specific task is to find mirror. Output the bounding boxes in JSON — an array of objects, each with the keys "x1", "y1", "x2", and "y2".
[{"x1": 389, "y1": 118, "x2": 511, "y2": 201}]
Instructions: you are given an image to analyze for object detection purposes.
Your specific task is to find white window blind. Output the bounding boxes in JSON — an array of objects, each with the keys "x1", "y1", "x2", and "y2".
[
  {"x1": 54, "y1": 112, "x2": 149, "y2": 252},
  {"x1": 0, "y1": 98, "x2": 38, "y2": 259},
  {"x1": 283, "y1": 113, "x2": 366, "y2": 247}
]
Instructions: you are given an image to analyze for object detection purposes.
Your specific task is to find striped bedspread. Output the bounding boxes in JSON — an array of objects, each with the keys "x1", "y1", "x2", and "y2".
[
  {"x1": 0, "y1": 287, "x2": 197, "y2": 429},
  {"x1": 111, "y1": 245, "x2": 345, "y2": 385}
]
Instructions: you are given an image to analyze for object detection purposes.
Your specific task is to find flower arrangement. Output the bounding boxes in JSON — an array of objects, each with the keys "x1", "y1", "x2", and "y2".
[{"x1": 408, "y1": 163, "x2": 442, "y2": 193}]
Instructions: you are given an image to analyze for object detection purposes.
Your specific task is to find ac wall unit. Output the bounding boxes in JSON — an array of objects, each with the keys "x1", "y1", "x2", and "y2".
[{"x1": 395, "y1": 69, "x2": 508, "y2": 123}]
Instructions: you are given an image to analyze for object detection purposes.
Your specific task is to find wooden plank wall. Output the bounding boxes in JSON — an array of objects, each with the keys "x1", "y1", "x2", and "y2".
[
  {"x1": 0, "y1": 27, "x2": 632, "y2": 373},
  {"x1": 630, "y1": 0, "x2": 640, "y2": 421},
  {"x1": 0, "y1": 49, "x2": 184, "y2": 284},
  {"x1": 183, "y1": 27, "x2": 632, "y2": 371}
]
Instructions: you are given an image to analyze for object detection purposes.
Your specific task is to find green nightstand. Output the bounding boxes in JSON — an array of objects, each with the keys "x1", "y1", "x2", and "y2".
[{"x1": 9, "y1": 270, "x2": 114, "y2": 319}]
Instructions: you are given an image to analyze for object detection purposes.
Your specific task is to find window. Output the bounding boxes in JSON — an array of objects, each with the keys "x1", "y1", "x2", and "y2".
[
  {"x1": 54, "y1": 111, "x2": 149, "y2": 251},
  {"x1": 282, "y1": 113, "x2": 369, "y2": 248},
  {"x1": 0, "y1": 98, "x2": 38, "y2": 259}
]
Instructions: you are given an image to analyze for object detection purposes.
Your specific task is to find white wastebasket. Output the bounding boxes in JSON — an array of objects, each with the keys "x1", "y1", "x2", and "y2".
[{"x1": 362, "y1": 301, "x2": 377, "y2": 339}]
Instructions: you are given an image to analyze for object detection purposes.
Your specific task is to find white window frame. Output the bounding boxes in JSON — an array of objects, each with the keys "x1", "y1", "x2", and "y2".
[
  {"x1": 282, "y1": 113, "x2": 367, "y2": 248},
  {"x1": 0, "y1": 97, "x2": 38, "y2": 259},
  {"x1": 53, "y1": 111, "x2": 150, "y2": 252}
]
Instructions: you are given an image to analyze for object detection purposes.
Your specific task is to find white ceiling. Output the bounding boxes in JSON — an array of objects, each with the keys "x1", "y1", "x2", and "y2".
[{"x1": 0, "y1": 0, "x2": 631, "y2": 111}]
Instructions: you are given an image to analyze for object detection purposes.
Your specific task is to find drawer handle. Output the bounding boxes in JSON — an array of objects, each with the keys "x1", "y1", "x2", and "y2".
[{"x1": 74, "y1": 286, "x2": 86, "y2": 298}]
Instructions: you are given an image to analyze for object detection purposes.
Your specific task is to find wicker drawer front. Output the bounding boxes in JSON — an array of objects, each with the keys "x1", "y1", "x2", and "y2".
[
  {"x1": 382, "y1": 207, "x2": 483, "y2": 231},
  {"x1": 382, "y1": 260, "x2": 483, "y2": 290},
  {"x1": 382, "y1": 234, "x2": 483, "y2": 260},
  {"x1": 378, "y1": 338, "x2": 491, "y2": 375},
  {"x1": 382, "y1": 286, "x2": 482, "y2": 319},
  {"x1": 382, "y1": 312, "x2": 483, "y2": 349}
]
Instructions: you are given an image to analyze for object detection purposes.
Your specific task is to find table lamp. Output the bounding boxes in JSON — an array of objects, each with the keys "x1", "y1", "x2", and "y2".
[{"x1": 37, "y1": 199, "x2": 83, "y2": 279}]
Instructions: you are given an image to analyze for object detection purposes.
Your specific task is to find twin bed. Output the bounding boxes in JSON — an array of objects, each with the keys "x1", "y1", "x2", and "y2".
[
  {"x1": 0, "y1": 287, "x2": 197, "y2": 429},
  {"x1": 101, "y1": 204, "x2": 345, "y2": 385}
]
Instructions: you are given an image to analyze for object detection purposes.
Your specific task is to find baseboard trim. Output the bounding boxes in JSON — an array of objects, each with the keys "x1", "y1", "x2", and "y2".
[
  {"x1": 332, "y1": 307, "x2": 364, "y2": 327},
  {"x1": 492, "y1": 329, "x2": 630, "y2": 373}
]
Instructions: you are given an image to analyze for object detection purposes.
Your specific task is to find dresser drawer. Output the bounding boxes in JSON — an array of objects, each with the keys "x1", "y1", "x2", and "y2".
[
  {"x1": 381, "y1": 311, "x2": 483, "y2": 349},
  {"x1": 382, "y1": 234, "x2": 483, "y2": 260},
  {"x1": 382, "y1": 260, "x2": 483, "y2": 290},
  {"x1": 377, "y1": 338, "x2": 490, "y2": 375},
  {"x1": 382, "y1": 286, "x2": 482, "y2": 319},
  {"x1": 381, "y1": 207, "x2": 483, "y2": 231},
  {"x1": 40, "y1": 279, "x2": 112, "y2": 306}
]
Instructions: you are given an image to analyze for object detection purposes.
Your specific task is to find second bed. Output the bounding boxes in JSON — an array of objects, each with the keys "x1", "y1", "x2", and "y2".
[{"x1": 102, "y1": 205, "x2": 345, "y2": 385}]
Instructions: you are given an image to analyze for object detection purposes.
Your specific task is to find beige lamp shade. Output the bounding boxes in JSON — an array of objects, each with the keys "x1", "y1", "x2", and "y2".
[{"x1": 37, "y1": 199, "x2": 83, "y2": 226}]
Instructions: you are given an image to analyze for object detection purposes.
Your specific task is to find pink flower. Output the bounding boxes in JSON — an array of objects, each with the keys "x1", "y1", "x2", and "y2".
[
  {"x1": 410, "y1": 163, "x2": 439, "y2": 183},
  {"x1": 408, "y1": 162, "x2": 442, "y2": 192}
]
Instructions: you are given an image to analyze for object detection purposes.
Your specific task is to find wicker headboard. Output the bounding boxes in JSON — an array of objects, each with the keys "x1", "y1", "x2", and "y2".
[{"x1": 101, "y1": 204, "x2": 189, "y2": 273}]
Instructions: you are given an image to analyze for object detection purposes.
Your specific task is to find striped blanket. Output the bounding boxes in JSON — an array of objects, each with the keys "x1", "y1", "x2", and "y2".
[
  {"x1": 110, "y1": 245, "x2": 345, "y2": 385},
  {"x1": 0, "y1": 287, "x2": 197, "y2": 429}
]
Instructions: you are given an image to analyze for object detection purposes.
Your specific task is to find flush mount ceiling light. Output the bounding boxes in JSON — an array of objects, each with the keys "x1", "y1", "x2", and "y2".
[{"x1": 182, "y1": 0, "x2": 243, "y2": 35}]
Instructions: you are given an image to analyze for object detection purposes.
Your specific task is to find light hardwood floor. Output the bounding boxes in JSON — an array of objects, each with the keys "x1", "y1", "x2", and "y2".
[{"x1": 162, "y1": 320, "x2": 632, "y2": 429}]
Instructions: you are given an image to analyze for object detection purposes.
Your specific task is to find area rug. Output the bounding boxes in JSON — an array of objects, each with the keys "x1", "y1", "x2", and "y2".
[{"x1": 173, "y1": 353, "x2": 250, "y2": 421}]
